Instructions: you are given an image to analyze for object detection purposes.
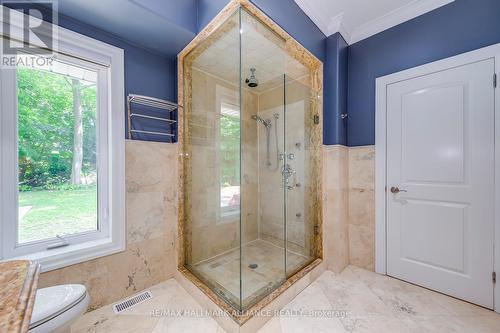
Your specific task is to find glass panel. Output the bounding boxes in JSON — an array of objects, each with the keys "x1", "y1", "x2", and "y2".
[
  {"x1": 183, "y1": 10, "x2": 242, "y2": 309},
  {"x1": 182, "y1": 4, "x2": 319, "y2": 312},
  {"x1": 240, "y1": 8, "x2": 287, "y2": 309},
  {"x1": 284, "y1": 70, "x2": 315, "y2": 277},
  {"x1": 16, "y1": 57, "x2": 98, "y2": 244}
]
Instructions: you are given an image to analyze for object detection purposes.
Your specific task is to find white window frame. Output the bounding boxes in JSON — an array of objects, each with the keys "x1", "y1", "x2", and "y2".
[{"x1": 0, "y1": 7, "x2": 125, "y2": 272}]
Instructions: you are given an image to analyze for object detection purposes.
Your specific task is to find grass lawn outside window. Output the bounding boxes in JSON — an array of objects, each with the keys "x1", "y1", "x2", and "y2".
[{"x1": 18, "y1": 185, "x2": 97, "y2": 244}]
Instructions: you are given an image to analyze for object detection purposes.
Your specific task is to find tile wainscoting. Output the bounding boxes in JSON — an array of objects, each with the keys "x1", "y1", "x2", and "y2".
[
  {"x1": 38, "y1": 142, "x2": 375, "y2": 312},
  {"x1": 38, "y1": 141, "x2": 178, "y2": 310},
  {"x1": 347, "y1": 146, "x2": 375, "y2": 271},
  {"x1": 324, "y1": 145, "x2": 376, "y2": 272}
]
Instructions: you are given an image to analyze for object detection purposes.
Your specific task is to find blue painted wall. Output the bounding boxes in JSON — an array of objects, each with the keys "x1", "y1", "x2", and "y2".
[
  {"x1": 324, "y1": 33, "x2": 348, "y2": 145},
  {"x1": 58, "y1": 14, "x2": 177, "y2": 142},
  {"x1": 347, "y1": 0, "x2": 500, "y2": 146},
  {"x1": 196, "y1": 0, "x2": 228, "y2": 33}
]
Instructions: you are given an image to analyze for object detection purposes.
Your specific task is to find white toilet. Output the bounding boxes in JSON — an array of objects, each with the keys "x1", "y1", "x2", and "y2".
[{"x1": 29, "y1": 284, "x2": 90, "y2": 333}]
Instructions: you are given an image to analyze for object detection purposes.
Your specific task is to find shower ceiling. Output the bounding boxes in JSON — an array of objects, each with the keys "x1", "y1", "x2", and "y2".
[{"x1": 192, "y1": 15, "x2": 309, "y2": 93}]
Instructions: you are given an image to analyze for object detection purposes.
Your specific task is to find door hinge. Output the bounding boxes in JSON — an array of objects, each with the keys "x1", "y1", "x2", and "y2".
[
  {"x1": 494, "y1": 73, "x2": 497, "y2": 88},
  {"x1": 314, "y1": 225, "x2": 320, "y2": 236},
  {"x1": 313, "y1": 114, "x2": 320, "y2": 125},
  {"x1": 493, "y1": 271, "x2": 497, "y2": 284}
]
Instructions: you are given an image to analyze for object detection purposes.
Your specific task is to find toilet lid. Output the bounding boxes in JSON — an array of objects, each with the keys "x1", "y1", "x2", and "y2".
[{"x1": 30, "y1": 284, "x2": 87, "y2": 328}]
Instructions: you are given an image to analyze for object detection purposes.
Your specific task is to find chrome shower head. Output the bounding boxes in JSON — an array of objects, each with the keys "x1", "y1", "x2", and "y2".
[
  {"x1": 245, "y1": 68, "x2": 259, "y2": 88},
  {"x1": 251, "y1": 114, "x2": 271, "y2": 128}
]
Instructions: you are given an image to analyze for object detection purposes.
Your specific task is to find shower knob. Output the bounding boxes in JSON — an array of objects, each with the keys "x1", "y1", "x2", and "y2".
[{"x1": 287, "y1": 153, "x2": 295, "y2": 160}]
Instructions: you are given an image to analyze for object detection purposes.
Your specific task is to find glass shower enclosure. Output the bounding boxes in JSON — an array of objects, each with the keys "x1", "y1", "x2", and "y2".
[{"x1": 181, "y1": 7, "x2": 320, "y2": 311}]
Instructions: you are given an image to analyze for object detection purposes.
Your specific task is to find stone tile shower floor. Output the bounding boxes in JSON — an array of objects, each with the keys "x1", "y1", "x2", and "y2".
[
  {"x1": 192, "y1": 239, "x2": 311, "y2": 307},
  {"x1": 71, "y1": 266, "x2": 500, "y2": 333}
]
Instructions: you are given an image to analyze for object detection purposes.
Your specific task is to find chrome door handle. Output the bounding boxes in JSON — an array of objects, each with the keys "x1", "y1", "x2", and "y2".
[{"x1": 390, "y1": 186, "x2": 407, "y2": 194}]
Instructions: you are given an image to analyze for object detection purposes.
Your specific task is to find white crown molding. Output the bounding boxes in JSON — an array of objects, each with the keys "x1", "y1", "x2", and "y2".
[
  {"x1": 349, "y1": 0, "x2": 455, "y2": 44},
  {"x1": 295, "y1": 0, "x2": 455, "y2": 45},
  {"x1": 326, "y1": 12, "x2": 343, "y2": 35},
  {"x1": 294, "y1": 0, "x2": 352, "y2": 43},
  {"x1": 326, "y1": 12, "x2": 351, "y2": 44}
]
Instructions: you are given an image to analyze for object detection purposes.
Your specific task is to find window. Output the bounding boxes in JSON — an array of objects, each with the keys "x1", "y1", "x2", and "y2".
[
  {"x1": 219, "y1": 102, "x2": 240, "y2": 218},
  {"x1": 215, "y1": 85, "x2": 240, "y2": 223},
  {"x1": 1, "y1": 8, "x2": 125, "y2": 271},
  {"x1": 17, "y1": 56, "x2": 99, "y2": 245}
]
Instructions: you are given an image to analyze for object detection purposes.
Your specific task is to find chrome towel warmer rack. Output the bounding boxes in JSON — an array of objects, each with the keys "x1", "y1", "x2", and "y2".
[{"x1": 127, "y1": 94, "x2": 177, "y2": 142}]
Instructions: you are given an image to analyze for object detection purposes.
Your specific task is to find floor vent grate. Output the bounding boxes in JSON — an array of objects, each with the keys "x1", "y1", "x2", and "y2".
[{"x1": 112, "y1": 290, "x2": 153, "y2": 314}]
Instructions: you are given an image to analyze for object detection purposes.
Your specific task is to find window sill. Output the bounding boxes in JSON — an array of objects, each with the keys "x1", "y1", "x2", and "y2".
[
  {"x1": 218, "y1": 210, "x2": 240, "y2": 225},
  {"x1": 10, "y1": 237, "x2": 125, "y2": 273}
]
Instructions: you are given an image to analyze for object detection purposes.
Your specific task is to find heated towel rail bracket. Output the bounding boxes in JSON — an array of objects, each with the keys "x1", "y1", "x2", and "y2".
[{"x1": 127, "y1": 94, "x2": 178, "y2": 143}]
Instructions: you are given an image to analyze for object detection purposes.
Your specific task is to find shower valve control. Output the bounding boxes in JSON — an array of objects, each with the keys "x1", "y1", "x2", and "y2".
[
  {"x1": 282, "y1": 164, "x2": 299, "y2": 190},
  {"x1": 282, "y1": 164, "x2": 293, "y2": 180},
  {"x1": 287, "y1": 153, "x2": 295, "y2": 160}
]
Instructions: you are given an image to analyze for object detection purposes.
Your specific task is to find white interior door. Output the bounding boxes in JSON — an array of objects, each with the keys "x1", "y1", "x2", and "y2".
[{"x1": 386, "y1": 58, "x2": 495, "y2": 308}]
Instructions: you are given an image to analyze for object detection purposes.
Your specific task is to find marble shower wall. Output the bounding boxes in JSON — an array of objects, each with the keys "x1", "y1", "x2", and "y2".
[{"x1": 38, "y1": 141, "x2": 178, "y2": 310}]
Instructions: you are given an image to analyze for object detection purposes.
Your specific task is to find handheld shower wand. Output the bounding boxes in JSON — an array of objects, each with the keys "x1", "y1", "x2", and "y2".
[{"x1": 252, "y1": 113, "x2": 281, "y2": 170}]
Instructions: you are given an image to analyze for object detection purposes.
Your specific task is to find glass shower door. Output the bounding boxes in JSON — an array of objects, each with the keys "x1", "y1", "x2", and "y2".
[{"x1": 284, "y1": 67, "x2": 315, "y2": 277}]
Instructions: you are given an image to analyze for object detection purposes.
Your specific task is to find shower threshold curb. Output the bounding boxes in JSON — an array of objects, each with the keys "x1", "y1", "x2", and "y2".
[{"x1": 175, "y1": 258, "x2": 325, "y2": 332}]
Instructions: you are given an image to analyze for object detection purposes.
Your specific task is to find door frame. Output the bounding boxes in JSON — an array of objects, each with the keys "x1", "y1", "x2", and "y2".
[{"x1": 375, "y1": 42, "x2": 500, "y2": 313}]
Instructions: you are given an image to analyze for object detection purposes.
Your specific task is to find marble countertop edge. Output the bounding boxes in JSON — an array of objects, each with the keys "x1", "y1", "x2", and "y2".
[{"x1": 0, "y1": 260, "x2": 41, "y2": 333}]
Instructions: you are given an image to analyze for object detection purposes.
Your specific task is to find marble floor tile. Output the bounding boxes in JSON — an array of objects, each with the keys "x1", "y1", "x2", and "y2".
[
  {"x1": 277, "y1": 283, "x2": 346, "y2": 333},
  {"x1": 72, "y1": 279, "x2": 223, "y2": 333},
  {"x1": 73, "y1": 265, "x2": 500, "y2": 333}
]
